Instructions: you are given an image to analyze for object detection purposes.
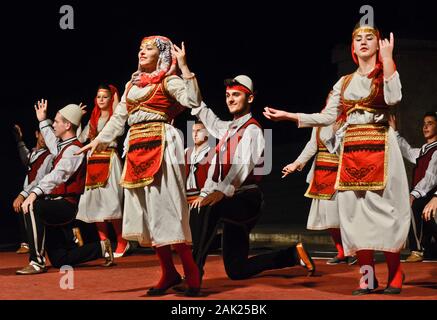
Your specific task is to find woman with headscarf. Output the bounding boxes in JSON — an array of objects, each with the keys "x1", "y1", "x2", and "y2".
[
  {"x1": 264, "y1": 24, "x2": 409, "y2": 295},
  {"x1": 78, "y1": 36, "x2": 202, "y2": 297},
  {"x1": 76, "y1": 84, "x2": 129, "y2": 258}
]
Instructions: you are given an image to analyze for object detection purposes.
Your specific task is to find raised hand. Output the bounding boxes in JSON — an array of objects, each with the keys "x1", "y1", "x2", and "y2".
[
  {"x1": 78, "y1": 103, "x2": 87, "y2": 116},
  {"x1": 13, "y1": 124, "x2": 23, "y2": 142},
  {"x1": 34, "y1": 99, "x2": 48, "y2": 122},
  {"x1": 172, "y1": 42, "x2": 192, "y2": 78},
  {"x1": 379, "y1": 32, "x2": 394, "y2": 62},
  {"x1": 172, "y1": 42, "x2": 187, "y2": 68}
]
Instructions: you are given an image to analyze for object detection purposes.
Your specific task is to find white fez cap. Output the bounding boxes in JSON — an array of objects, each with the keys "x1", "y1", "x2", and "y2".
[
  {"x1": 58, "y1": 104, "x2": 83, "y2": 126},
  {"x1": 224, "y1": 75, "x2": 254, "y2": 93}
]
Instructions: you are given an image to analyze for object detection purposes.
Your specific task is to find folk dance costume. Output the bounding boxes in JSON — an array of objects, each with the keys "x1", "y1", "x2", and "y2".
[
  {"x1": 191, "y1": 76, "x2": 315, "y2": 281},
  {"x1": 77, "y1": 85, "x2": 123, "y2": 223},
  {"x1": 17, "y1": 105, "x2": 113, "y2": 274},
  {"x1": 185, "y1": 142, "x2": 212, "y2": 204},
  {"x1": 76, "y1": 85, "x2": 128, "y2": 257},
  {"x1": 93, "y1": 36, "x2": 201, "y2": 295},
  {"x1": 395, "y1": 133, "x2": 437, "y2": 260},
  {"x1": 15, "y1": 138, "x2": 53, "y2": 253},
  {"x1": 296, "y1": 26, "x2": 409, "y2": 293},
  {"x1": 294, "y1": 125, "x2": 350, "y2": 264}
]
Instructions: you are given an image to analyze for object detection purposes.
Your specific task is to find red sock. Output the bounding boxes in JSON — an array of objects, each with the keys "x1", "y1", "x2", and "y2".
[
  {"x1": 96, "y1": 222, "x2": 109, "y2": 241},
  {"x1": 173, "y1": 243, "x2": 200, "y2": 289},
  {"x1": 111, "y1": 219, "x2": 128, "y2": 253},
  {"x1": 384, "y1": 251, "x2": 403, "y2": 288},
  {"x1": 329, "y1": 228, "x2": 345, "y2": 259},
  {"x1": 154, "y1": 245, "x2": 181, "y2": 289},
  {"x1": 356, "y1": 250, "x2": 377, "y2": 289}
]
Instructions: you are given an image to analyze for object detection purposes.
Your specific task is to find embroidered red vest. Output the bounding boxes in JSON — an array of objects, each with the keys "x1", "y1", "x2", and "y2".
[
  {"x1": 212, "y1": 117, "x2": 263, "y2": 186},
  {"x1": 27, "y1": 149, "x2": 51, "y2": 184},
  {"x1": 50, "y1": 140, "x2": 86, "y2": 203},
  {"x1": 125, "y1": 76, "x2": 186, "y2": 121}
]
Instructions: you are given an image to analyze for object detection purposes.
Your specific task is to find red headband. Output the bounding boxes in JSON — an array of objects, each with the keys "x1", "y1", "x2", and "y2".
[{"x1": 226, "y1": 85, "x2": 252, "y2": 95}]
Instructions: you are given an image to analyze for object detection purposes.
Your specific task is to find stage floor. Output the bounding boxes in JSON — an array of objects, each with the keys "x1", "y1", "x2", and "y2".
[{"x1": 1, "y1": 250, "x2": 437, "y2": 300}]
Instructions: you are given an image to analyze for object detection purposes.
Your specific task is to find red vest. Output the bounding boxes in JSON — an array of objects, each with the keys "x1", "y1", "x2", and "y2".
[
  {"x1": 185, "y1": 146, "x2": 213, "y2": 195},
  {"x1": 125, "y1": 76, "x2": 186, "y2": 121},
  {"x1": 27, "y1": 149, "x2": 51, "y2": 184},
  {"x1": 50, "y1": 140, "x2": 86, "y2": 203},
  {"x1": 213, "y1": 117, "x2": 263, "y2": 186},
  {"x1": 412, "y1": 143, "x2": 437, "y2": 192}
]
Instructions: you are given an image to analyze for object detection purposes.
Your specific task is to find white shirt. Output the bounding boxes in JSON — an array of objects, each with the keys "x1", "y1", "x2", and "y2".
[
  {"x1": 395, "y1": 133, "x2": 437, "y2": 198},
  {"x1": 185, "y1": 143, "x2": 211, "y2": 192},
  {"x1": 192, "y1": 102, "x2": 265, "y2": 197},
  {"x1": 17, "y1": 141, "x2": 53, "y2": 197},
  {"x1": 31, "y1": 119, "x2": 85, "y2": 197}
]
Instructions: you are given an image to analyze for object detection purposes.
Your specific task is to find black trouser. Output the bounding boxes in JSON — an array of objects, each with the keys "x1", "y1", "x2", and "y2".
[
  {"x1": 45, "y1": 225, "x2": 103, "y2": 268},
  {"x1": 408, "y1": 195, "x2": 434, "y2": 252},
  {"x1": 18, "y1": 212, "x2": 29, "y2": 245},
  {"x1": 191, "y1": 189, "x2": 300, "y2": 280},
  {"x1": 24, "y1": 198, "x2": 102, "y2": 267}
]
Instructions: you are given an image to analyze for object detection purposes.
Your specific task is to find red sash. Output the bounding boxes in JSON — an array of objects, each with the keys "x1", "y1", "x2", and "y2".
[
  {"x1": 85, "y1": 148, "x2": 115, "y2": 190},
  {"x1": 121, "y1": 122, "x2": 165, "y2": 188},
  {"x1": 336, "y1": 124, "x2": 388, "y2": 191},
  {"x1": 305, "y1": 128, "x2": 339, "y2": 200}
]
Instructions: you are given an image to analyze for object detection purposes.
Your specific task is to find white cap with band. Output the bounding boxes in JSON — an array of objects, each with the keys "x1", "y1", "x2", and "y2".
[{"x1": 58, "y1": 104, "x2": 83, "y2": 126}]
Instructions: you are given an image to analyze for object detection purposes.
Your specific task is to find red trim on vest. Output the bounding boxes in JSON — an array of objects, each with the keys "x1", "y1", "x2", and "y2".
[
  {"x1": 50, "y1": 140, "x2": 86, "y2": 204},
  {"x1": 126, "y1": 77, "x2": 185, "y2": 121},
  {"x1": 213, "y1": 117, "x2": 263, "y2": 186},
  {"x1": 185, "y1": 147, "x2": 213, "y2": 196},
  {"x1": 413, "y1": 145, "x2": 437, "y2": 190},
  {"x1": 27, "y1": 149, "x2": 51, "y2": 184}
]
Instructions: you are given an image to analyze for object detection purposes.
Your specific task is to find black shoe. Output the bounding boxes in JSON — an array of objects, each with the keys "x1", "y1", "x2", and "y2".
[
  {"x1": 383, "y1": 273, "x2": 405, "y2": 295},
  {"x1": 326, "y1": 256, "x2": 348, "y2": 265},
  {"x1": 147, "y1": 275, "x2": 182, "y2": 296},
  {"x1": 184, "y1": 287, "x2": 201, "y2": 297},
  {"x1": 295, "y1": 242, "x2": 316, "y2": 276},
  {"x1": 352, "y1": 279, "x2": 379, "y2": 296},
  {"x1": 348, "y1": 256, "x2": 358, "y2": 265}
]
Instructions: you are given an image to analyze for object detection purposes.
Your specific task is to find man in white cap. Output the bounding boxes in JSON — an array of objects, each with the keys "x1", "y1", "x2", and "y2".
[
  {"x1": 17, "y1": 99, "x2": 113, "y2": 275},
  {"x1": 188, "y1": 75, "x2": 315, "y2": 284}
]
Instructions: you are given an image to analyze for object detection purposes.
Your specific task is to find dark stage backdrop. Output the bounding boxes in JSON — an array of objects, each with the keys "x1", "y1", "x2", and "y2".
[{"x1": 1, "y1": 1, "x2": 437, "y2": 246}]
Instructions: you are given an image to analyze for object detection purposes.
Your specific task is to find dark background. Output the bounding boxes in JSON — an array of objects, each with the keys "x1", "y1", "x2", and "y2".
[{"x1": 1, "y1": 1, "x2": 437, "y2": 246}]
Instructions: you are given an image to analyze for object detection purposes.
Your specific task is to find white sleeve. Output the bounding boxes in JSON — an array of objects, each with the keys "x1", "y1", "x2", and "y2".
[
  {"x1": 20, "y1": 154, "x2": 54, "y2": 197},
  {"x1": 31, "y1": 146, "x2": 84, "y2": 196},
  {"x1": 295, "y1": 128, "x2": 318, "y2": 167},
  {"x1": 214, "y1": 125, "x2": 265, "y2": 197},
  {"x1": 17, "y1": 141, "x2": 31, "y2": 166},
  {"x1": 383, "y1": 71, "x2": 402, "y2": 106},
  {"x1": 394, "y1": 131, "x2": 420, "y2": 164},
  {"x1": 39, "y1": 120, "x2": 59, "y2": 156},
  {"x1": 296, "y1": 78, "x2": 343, "y2": 128},
  {"x1": 165, "y1": 75, "x2": 202, "y2": 109},
  {"x1": 411, "y1": 152, "x2": 437, "y2": 199},
  {"x1": 96, "y1": 84, "x2": 129, "y2": 144},
  {"x1": 191, "y1": 102, "x2": 231, "y2": 139}
]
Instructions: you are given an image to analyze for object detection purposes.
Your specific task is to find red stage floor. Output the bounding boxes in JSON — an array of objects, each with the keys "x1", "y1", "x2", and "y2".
[{"x1": 1, "y1": 251, "x2": 436, "y2": 300}]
